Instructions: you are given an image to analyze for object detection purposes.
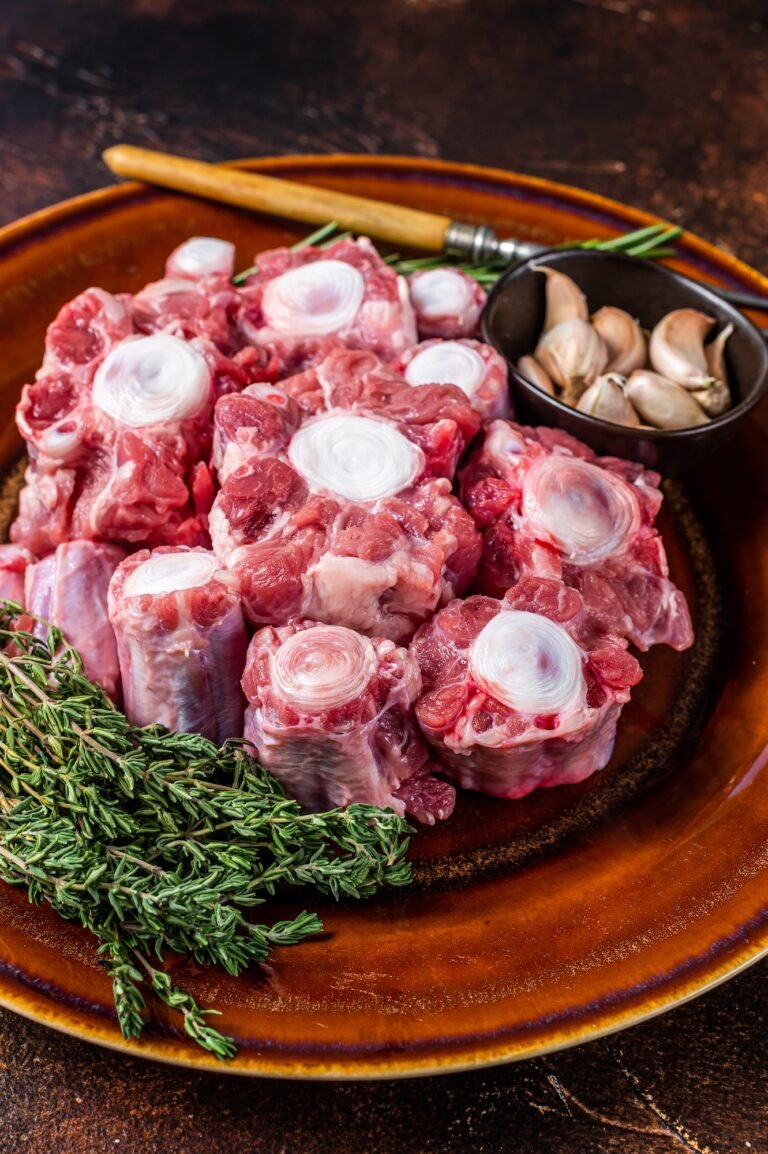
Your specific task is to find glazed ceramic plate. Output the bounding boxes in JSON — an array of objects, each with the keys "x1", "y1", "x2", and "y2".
[{"x1": 0, "y1": 156, "x2": 767, "y2": 1079}]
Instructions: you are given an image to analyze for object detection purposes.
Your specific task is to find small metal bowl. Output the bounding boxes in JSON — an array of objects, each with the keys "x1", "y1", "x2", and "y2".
[{"x1": 480, "y1": 249, "x2": 768, "y2": 474}]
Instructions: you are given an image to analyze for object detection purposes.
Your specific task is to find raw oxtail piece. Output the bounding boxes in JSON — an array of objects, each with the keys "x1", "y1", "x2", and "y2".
[
  {"x1": 165, "y1": 236, "x2": 236, "y2": 280},
  {"x1": 108, "y1": 546, "x2": 248, "y2": 742},
  {"x1": 209, "y1": 395, "x2": 481, "y2": 641},
  {"x1": 411, "y1": 576, "x2": 643, "y2": 799},
  {"x1": 25, "y1": 541, "x2": 126, "y2": 699},
  {"x1": 460, "y1": 420, "x2": 694, "y2": 652},
  {"x1": 0, "y1": 544, "x2": 33, "y2": 604},
  {"x1": 391, "y1": 338, "x2": 510, "y2": 421},
  {"x1": 242, "y1": 618, "x2": 454, "y2": 822},
  {"x1": 278, "y1": 348, "x2": 481, "y2": 479},
  {"x1": 407, "y1": 268, "x2": 487, "y2": 340},
  {"x1": 13, "y1": 331, "x2": 217, "y2": 554},
  {"x1": 237, "y1": 236, "x2": 417, "y2": 372}
]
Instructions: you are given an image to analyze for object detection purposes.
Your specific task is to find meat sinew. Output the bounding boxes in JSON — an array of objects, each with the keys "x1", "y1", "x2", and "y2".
[
  {"x1": 242, "y1": 618, "x2": 455, "y2": 823},
  {"x1": 13, "y1": 330, "x2": 216, "y2": 554},
  {"x1": 460, "y1": 421, "x2": 694, "y2": 651},
  {"x1": 209, "y1": 357, "x2": 482, "y2": 641},
  {"x1": 411, "y1": 576, "x2": 643, "y2": 799},
  {"x1": 237, "y1": 237, "x2": 417, "y2": 371},
  {"x1": 25, "y1": 541, "x2": 126, "y2": 698},
  {"x1": 108, "y1": 546, "x2": 247, "y2": 742},
  {"x1": 391, "y1": 338, "x2": 510, "y2": 421},
  {"x1": 407, "y1": 268, "x2": 487, "y2": 340},
  {"x1": 165, "y1": 236, "x2": 236, "y2": 280}
]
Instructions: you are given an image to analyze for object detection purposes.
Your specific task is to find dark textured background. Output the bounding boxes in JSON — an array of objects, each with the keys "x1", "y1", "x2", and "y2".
[{"x1": 1, "y1": 1, "x2": 767, "y2": 1151}]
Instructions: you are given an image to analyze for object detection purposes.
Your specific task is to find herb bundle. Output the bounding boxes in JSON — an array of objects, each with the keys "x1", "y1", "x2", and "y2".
[{"x1": 0, "y1": 603, "x2": 412, "y2": 1059}]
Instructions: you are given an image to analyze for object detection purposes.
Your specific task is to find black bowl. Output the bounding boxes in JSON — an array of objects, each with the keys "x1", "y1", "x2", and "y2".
[{"x1": 480, "y1": 249, "x2": 768, "y2": 474}]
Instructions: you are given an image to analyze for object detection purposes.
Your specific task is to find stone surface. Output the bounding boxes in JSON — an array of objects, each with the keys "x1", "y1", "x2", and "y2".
[{"x1": 0, "y1": 0, "x2": 767, "y2": 1150}]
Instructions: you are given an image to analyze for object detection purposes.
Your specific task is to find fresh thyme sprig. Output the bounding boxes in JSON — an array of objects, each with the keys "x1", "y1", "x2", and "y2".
[{"x1": 0, "y1": 602, "x2": 412, "y2": 1060}]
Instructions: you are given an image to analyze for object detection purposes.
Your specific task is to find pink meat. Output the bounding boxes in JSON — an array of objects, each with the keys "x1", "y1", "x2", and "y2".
[
  {"x1": 213, "y1": 383, "x2": 302, "y2": 482},
  {"x1": 407, "y1": 268, "x2": 487, "y2": 339},
  {"x1": 209, "y1": 374, "x2": 481, "y2": 641},
  {"x1": 25, "y1": 541, "x2": 126, "y2": 698},
  {"x1": 12, "y1": 329, "x2": 217, "y2": 555},
  {"x1": 242, "y1": 618, "x2": 455, "y2": 822},
  {"x1": 391, "y1": 338, "x2": 510, "y2": 421},
  {"x1": 411, "y1": 576, "x2": 643, "y2": 799},
  {"x1": 237, "y1": 237, "x2": 417, "y2": 372},
  {"x1": 0, "y1": 544, "x2": 32, "y2": 605},
  {"x1": 108, "y1": 546, "x2": 247, "y2": 742},
  {"x1": 460, "y1": 421, "x2": 694, "y2": 652},
  {"x1": 212, "y1": 465, "x2": 480, "y2": 642},
  {"x1": 277, "y1": 348, "x2": 481, "y2": 480},
  {"x1": 132, "y1": 277, "x2": 279, "y2": 397}
]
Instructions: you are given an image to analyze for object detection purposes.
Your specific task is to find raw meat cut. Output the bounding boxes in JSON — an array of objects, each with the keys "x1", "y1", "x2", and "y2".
[
  {"x1": 25, "y1": 541, "x2": 126, "y2": 698},
  {"x1": 209, "y1": 368, "x2": 482, "y2": 640},
  {"x1": 391, "y1": 338, "x2": 510, "y2": 421},
  {"x1": 0, "y1": 545, "x2": 32, "y2": 605},
  {"x1": 13, "y1": 330, "x2": 217, "y2": 554},
  {"x1": 213, "y1": 383, "x2": 302, "y2": 482},
  {"x1": 165, "y1": 236, "x2": 236, "y2": 280},
  {"x1": 242, "y1": 618, "x2": 455, "y2": 822},
  {"x1": 276, "y1": 348, "x2": 481, "y2": 480},
  {"x1": 460, "y1": 420, "x2": 694, "y2": 651},
  {"x1": 131, "y1": 277, "x2": 276, "y2": 397},
  {"x1": 407, "y1": 268, "x2": 486, "y2": 339},
  {"x1": 108, "y1": 546, "x2": 247, "y2": 742},
  {"x1": 237, "y1": 237, "x2": 417, "y2": 371},
  {"x1": 411, "y1": 576, "x2": 643, "y2": 798}
]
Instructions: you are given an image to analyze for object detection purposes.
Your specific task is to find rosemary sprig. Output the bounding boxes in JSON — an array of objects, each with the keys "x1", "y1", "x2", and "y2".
[
  {"x1": 232, "y1": 221, "x2": 682, "y2": 289},
  {"x1": 382, "y1": 223, "x2": 683, "y2": 285},
  {"x1": 0, "y1": 602, "x2": 412, "y2": 1060}
]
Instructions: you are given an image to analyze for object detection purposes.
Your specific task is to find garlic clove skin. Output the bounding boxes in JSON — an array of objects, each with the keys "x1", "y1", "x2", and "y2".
[
  {"x1": 648, "y1": 308, "x2": 716, "y2": 389},
  {"x1": 517, "y1": 354, "x2": 556, "y2": 396},
  {"x1": 691, "y1": 379, "x2": 732, "y2": 417},
  {"x1": 705, "y1": 322, "x2": 734, "y2": 384},
  {"x1": 535, "y1": 318, "x2": 609, "y2": 404},
  {"x1": 540, "y1": 268, "x2": 589, "y2": 332},
  {"x1": 577, "y1": 373, "x2": 641, "y2": 426},
  {"x1": 625, "y1": 370, "x2": 711, "y2": 429},
  {"x1": 591, "y1": 306, "x2": 647, "y2": 375}
]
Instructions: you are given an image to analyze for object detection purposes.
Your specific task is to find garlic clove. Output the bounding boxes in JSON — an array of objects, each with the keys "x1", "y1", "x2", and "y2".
[
  {"x1": 577, "y1": 373, "x2": 641, "y2": 426},
  {"x1": 591, "y1": 306, "x2": 647, "y2": 375},
  {"x1": 705, "y1": 322, "x2": 734, "y2": 384},
  {"x1": 648, "y1": 308, "x2": 716, "y2": 389},
  {"x1": 539, "y1": 268, "x2": 589, "y2": 331},
  {"x1": 535, "y1": 318, "x2": 609, "y2": 403},
  {"x1": 691, "y1": 379, "x2": 731, "y2": 417},
  {"x1": 517, "y1": 354, "x2": 556, "y2": 396},
  {"x1": 625, "y1": 370, "x2": 711, "y2": 428}
]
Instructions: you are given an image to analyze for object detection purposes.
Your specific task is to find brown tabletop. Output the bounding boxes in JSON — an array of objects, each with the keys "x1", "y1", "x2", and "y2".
[{"x1": 1, "y1": 1, "x2": 767, "y2": 1150}]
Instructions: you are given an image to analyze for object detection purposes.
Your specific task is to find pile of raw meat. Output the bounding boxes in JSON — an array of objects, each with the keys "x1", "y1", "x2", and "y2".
[{"x1": 0, "y1": 234, "x2": 694, "y2": 825}]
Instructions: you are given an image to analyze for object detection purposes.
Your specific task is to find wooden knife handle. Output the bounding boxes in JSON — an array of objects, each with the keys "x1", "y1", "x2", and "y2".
[{"x1": 103, "y1": 145, "x2": 451, "y2": 252}]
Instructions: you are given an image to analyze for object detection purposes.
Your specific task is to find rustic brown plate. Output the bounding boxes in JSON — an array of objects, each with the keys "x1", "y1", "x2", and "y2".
[{"x1": 0, "y1": 155, "x2": 767, "y2": 1080}]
